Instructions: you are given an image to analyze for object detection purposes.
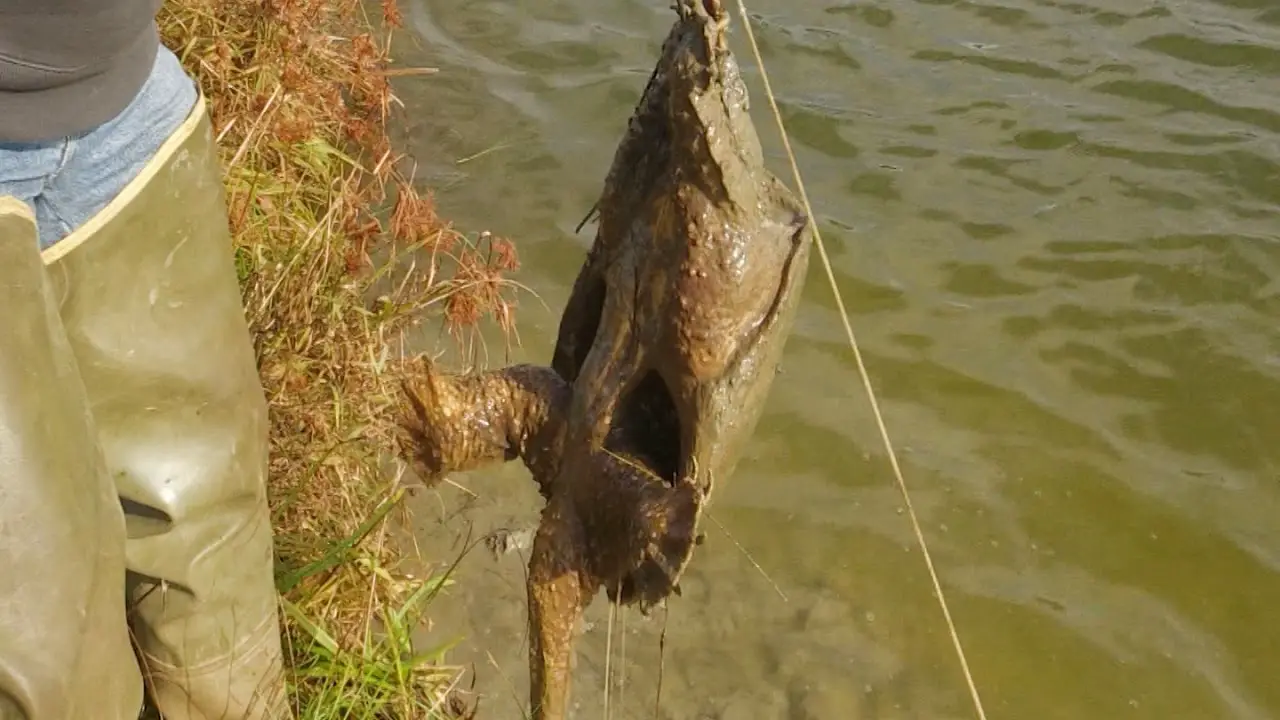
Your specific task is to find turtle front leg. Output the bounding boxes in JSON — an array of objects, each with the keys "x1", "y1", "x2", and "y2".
[
  {"x1": 399, "y1": 361, "x2": 569, "y2": 497},
  {"x1": 528, "y1": 493, "x2": 598, "y2": 720}
]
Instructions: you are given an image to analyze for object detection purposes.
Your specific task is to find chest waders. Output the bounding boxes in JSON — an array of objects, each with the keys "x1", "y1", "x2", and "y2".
[{"x1": 0, "y1": 95, "x2": 288, "y2": 720}]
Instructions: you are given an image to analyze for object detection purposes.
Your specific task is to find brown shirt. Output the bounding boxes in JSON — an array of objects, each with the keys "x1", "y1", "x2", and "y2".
[{"x1": 0, "y1": 0, "x2": 163, "y2": 143}]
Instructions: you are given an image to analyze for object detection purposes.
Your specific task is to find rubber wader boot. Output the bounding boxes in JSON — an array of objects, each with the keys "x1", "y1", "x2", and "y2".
[
  {"x1": 0, "y1": 199, "x2": 145, "y2": 719},
  {"x1": 41, "y1": 95, "x2": 289, "y2": 720}
]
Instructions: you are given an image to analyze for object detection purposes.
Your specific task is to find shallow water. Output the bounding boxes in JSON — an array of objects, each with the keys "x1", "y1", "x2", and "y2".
[{"x1": 389, "y1": 1, "x2": 1280, "y2": 717}]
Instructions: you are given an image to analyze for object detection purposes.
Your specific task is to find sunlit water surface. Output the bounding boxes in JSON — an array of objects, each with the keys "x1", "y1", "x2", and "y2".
[{"x1": 389, "y1": 1, "x2": 1280, "y2": 717}]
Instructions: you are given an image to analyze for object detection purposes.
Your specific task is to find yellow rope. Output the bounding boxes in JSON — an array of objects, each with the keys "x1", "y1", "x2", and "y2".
[{"x1": 728, "y1": 3, "x2": 989, "y2": 717}]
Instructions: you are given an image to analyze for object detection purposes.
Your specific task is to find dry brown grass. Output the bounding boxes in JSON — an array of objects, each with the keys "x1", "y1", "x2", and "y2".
[{"x1": 158, "y1": 0, "x2": 518, "y2": 715}]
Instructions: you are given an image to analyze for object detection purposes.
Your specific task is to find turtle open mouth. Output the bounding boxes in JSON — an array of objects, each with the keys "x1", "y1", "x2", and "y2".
[
  {"x1": 607, "y1": 370, "x2": 697, "y2": 609},
  {"x1": 607, "y1": 369, "x2": 682, "y2": 486},
  {"x1": 552, "y1": 272, "x2": 685, "y2": 488}
]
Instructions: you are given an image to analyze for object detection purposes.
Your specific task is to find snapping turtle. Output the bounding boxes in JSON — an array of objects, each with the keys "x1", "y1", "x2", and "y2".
[{"x1": 398, "y1": 1, "x2": 814, "y2": 717}]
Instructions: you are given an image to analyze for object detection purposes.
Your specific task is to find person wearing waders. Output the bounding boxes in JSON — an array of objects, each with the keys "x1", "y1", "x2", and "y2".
[{"x1": 0, "y1": 1, "x2": 289, "y2": 718}]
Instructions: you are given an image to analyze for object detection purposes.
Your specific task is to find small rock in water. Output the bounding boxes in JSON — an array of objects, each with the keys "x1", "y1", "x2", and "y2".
[{"x1": 484, "y1": 526, "x2": 535, "y2": 558}]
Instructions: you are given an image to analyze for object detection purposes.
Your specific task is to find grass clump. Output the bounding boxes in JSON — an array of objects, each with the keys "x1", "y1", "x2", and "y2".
[{"x1": 158, "y1": 0, "x2": 519, "y2": 715}]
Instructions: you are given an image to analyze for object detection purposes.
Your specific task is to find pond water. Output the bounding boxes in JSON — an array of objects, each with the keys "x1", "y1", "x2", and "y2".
[{"x1": 389, "y1": 0, "x2": 1280, "y2": 718}]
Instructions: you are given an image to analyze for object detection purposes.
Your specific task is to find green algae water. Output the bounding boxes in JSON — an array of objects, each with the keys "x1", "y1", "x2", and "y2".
[{"x1": 393, "y1": 1, "x2": 1280, "y2": 717}]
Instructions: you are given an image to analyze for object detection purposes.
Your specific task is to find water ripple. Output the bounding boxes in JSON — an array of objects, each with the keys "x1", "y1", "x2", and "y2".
[{"x1": 396, "y1": 0, "x2": 1280, "y2": 716}]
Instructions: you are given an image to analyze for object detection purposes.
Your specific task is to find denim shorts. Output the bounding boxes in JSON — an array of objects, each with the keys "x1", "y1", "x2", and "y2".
[{"x1": 0, "y1": 46, "x2": 198, "y2": 250}]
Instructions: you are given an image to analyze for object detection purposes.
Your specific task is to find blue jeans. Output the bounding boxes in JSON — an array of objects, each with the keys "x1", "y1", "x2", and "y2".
[{"x1": 0, "y1": 46, "x2": 198, "y2": 250}]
